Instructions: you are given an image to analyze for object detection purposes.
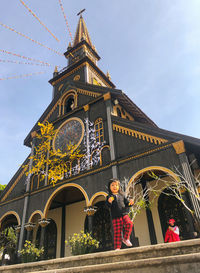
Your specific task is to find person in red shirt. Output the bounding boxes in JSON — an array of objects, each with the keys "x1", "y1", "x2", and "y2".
[{"x1": 164, "y1": 218, "x2": 180, "y2": 242}]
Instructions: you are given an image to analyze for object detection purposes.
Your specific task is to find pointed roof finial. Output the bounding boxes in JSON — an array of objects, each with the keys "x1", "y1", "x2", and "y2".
[
  {"x1": 107, "y1": 71, "x2": 111, "y2": 80},
  {"x1": 67, "y1": 42, "x2": 72, "y2": 50},
  {"x1": 54, "y1": 66, "x2": 58, "y2": 73},
  {"x1": 73, "y1": 9, "x2": 93, "y2": 47}
]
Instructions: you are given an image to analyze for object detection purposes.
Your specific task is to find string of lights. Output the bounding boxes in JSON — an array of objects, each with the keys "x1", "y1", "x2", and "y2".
[
  {"x1": 58, "y1": 0, "x2": 73, "y2": 43},
  {"x1": 0, "y1": 71, "x2": 46, "y2": 81},
  {"x1": 0, "y1": 49, "x2": 51, "y2": 65},
  {"x1": 0, "y1": 59, "x2": 51, "y2": 66},
  {"x1": 0, "y1": 22, "x2": 63, "y2": 56},
  {"x1": 19, "y1": 0, "x2": 60, "y2": 42}
]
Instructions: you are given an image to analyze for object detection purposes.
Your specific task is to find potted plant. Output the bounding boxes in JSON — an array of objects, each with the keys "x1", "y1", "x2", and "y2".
[
  {"x1": 66, "y1": 231, "x2": 99, "y2": 255},
  {"x1": 19, "y1": 240, "x2": 44, "y2": 263}
]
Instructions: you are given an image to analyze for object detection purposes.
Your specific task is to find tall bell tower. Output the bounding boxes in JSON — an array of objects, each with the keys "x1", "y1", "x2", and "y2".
[{"x1": 49, "y1": 12, "x2": 115, "y2": 99}]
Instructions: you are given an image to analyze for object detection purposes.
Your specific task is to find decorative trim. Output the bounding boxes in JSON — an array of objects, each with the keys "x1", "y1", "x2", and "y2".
[
  {"x1": 1, "y1": 168, "x2": 26, "y2": 202},
  {"x1": 84, "y1": 206, "x2": 97, "y2": 216},
  {"x1": 112, "y1": 104, "x2": 134, "y2": 121},
  {"x1": 59, "y1": 90, "x2": 78, "y2": 116},
  {"x1": 24, "y1": 222, "x2": 36, "y2": 231},
  {"x1": 43, "y1": 101, "x2": 59, "y2": 123},
  {"x1": 89, "y1": 191, "x2": 107, "y2": 206},
  {"x1": 0, "y1": 211, "x2": 21, "y2": 228},
  {"x1": 73, "y1": 75, "x2": 80, "y2": 81},
  {"x1": 28, "y1": 210, "x2": 44, "y2": 223},
  {"x1": 52, "y1": 62, "x2": 87, "y2": 86},
  {"x1": 103, "y1": 92, "x2": 111, "y2": 101},
  {"x1": 43, "y1": 183, "x2": 89, "y2": 218},
  {"x1": 65, "y1": 44, "x2": 85, "y2": 57},
  {"x1": 172, "y1": 140, "x2": 185, "y2": 154},
  {"x1": 118, "y1": 144, "x2": 172, "y2": 165},
  {"x1": 113, "y1": 124, "x2": 168, "y2": 145},
  {"x1": 38, "y1": 218, "x2": 50, "y2": 227},
  {"x1": 83, "y1": 104, "x2": 89, "y2": 112},
  {"x1": 77, "y1": 88, "x2": 101, "y2": 98},
  {"x1": 58, "y1": 84, "x2": 64, "y2": 91},
  {"x1": 128, "y1": 166, "x2": 180, "y2": 189},
  {"x1": 88, "y1": 64, "x2": 113, "y2": 88}
]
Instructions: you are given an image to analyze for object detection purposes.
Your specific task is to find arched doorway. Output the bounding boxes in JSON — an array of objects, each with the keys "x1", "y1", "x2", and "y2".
[
  {"x1": 158, "y1": 188, "x2": 193, "y2": 240},
  {"x1": 44, "y1": 183, "x2": 88, "y2": 257},
  {"x1": 127, "y1": 166, "x2": 181, "y2": 245},
  {"x1": 0, "y1": 212, "x2": 20, "y2": 265},
  {"x1": 36, "y1": 219, "x2": 57, "y2": 259},
  {"x1": 85, "y1": 201, "x2": 113, "y2": 251}
]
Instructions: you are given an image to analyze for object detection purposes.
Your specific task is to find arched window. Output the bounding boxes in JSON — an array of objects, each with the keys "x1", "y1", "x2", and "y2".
[
  {"x1": 116, "y1": 107, "x2": 122, "y2": 117},
  {"x1": 94, "y1": 118, "x2": 104, "y2": 143},
  {"x1": 65, "y1": 96, "x2": 75, "y2": 113},
  {"x1": 58, "y1": 90, "x2": 77, "y2": 116}
]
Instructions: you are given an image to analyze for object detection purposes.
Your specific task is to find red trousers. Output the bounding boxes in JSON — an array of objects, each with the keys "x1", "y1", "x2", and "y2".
[{"x1": 112, "y1": 215, "x2": 133, "y2": 249}]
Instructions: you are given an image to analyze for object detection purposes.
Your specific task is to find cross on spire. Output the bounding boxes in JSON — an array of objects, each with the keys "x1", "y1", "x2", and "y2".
[{"x1": 77, "y1": 9, "x2": 86, "y2": 17}]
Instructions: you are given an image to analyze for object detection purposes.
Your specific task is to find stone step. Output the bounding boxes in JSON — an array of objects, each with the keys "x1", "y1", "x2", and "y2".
[
  {"x1": 0, "y1": 239, "x2": 200, "y2": 273},
  {"x1": 27, "y1": 253, "x2": 200, "y2": 273}
]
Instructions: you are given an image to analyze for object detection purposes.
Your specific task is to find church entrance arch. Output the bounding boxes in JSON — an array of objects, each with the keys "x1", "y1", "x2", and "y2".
[
  {"x1": 86, "y1": 194, "x2": 113, "y2": 251},
  {"x1": 158, "y1": 188, "x2": 193, "y2": 240},
  {"x1": 0, "y1": 211, "x2": 20, "y2": 231},
  {"x1": 43, "y1": 183, "x2": 88, "y2": 257},
  {"x1": 127, "y1": 166, "x2": 180, "y2": 245}
]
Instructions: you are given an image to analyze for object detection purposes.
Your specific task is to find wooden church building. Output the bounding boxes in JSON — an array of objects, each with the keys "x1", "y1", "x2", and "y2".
[{"x1": 1, "y1": 15, "x2": 200, "y2": 259}]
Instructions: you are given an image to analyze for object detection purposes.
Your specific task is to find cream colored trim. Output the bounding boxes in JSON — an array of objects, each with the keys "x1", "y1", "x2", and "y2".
[
  {"x1": 128, "y1": 166, "x2": 180, "y2": 188},
  {"x1": 43, "y1": 183, "x2": 89, "y2": 218},
  {"x1": 112, "y1": 105, "x2": 134, "y2": 121},
  {"x1": 83, "y1": 104, "x2": 89, "y2": 112},
  {"x1": 51, "y1": 62, "x2": 86, "y2": 86},
  {"x1": 0, "y1": 211, "x2": 21, "y2": 228},
  {"x1": 172, "y1": 140, "x2": 185, "y2": 154},
  {"x1": 1, "y1": 169, "x2": 26, "y2": 202},
  {"x1": 28, "y1": 210, "x2": 44, "y2": 222},
  {"x1": 77, "y1": 88, "x2": 101, "y2": 98},
  {"x1": 89, "y1": 191, "x2": 108, "y2": 206},
  {"x1": 88, "y1": 65, "x2": 113, "y2": 88},
  {"x1": 103, "y1": 92, "x2": 111, "y2": 101},
  {"x1": 113, "y1": 124, "x2": 168, "y2": 145}
]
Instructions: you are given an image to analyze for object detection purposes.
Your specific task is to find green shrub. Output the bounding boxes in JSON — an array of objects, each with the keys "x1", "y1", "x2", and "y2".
[
  {"x1": 19, "y1": 241, "x2": 44, "y2": 263},
  {"x1": 66, "y1": 231, "x2": 99, "y2": 255}
]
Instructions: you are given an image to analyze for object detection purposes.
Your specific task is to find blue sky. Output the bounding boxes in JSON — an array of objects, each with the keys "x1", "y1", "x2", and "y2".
[{"x1": 0, "y1": 0, "x2": 200, "y2": 185}]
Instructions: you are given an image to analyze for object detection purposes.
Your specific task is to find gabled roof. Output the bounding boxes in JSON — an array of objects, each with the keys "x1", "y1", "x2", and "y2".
[
  {"x1": 23, "y1": 80, "x2": 157, "y2": 147},
  {"x1": 111, "y1": 115, "x2": 200, "y2": 148}
]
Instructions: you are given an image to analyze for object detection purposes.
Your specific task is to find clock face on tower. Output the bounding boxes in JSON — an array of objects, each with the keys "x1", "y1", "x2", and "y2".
[{"x1": 53, "y1": 117, "x2": 85, "y2": 156}]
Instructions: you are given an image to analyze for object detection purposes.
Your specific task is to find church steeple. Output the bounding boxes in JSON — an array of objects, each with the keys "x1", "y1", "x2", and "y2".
[
  {"x1": 73, "y1": 14, "x2": 93, "y2": 48},
  {"x1": 49, "y1": 13, "x2": 115, "y2": 95},
  {"x1": 64, "y1": 13, "x2": 100, "y2": 67}
]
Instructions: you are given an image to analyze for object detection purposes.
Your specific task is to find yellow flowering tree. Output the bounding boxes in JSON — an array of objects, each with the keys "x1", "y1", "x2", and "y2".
[{"x1": 23, "y1": 122, "x2": 84, "y2": 186}]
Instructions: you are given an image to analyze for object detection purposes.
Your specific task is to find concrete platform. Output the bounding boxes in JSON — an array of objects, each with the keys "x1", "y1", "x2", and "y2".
[{"x1": 0, "y1": 239, "x2": 200, "y2": 273}]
